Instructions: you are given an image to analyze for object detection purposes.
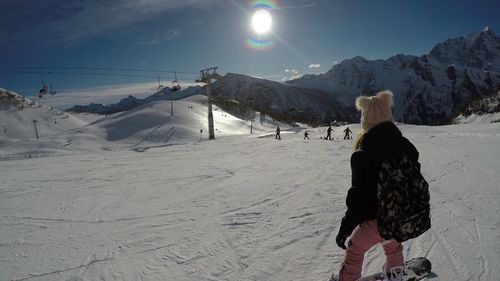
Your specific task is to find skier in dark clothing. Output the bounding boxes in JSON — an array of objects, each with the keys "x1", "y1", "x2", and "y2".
[
  {"x1": 326, "y1": 126, "x2": 333, "y2": 140},
  {"x1": 275, "y1": 126, "x2": 281, "y2": 140},
  {"x1": 304, "y1": 131, "x2": 309, "y2": 140},
  {"x1": 343, "y1": 127, "x2": 352, "y2": 140},
  {"x1": 331, "y1": 91, "x2": 420, "y2": 281}
]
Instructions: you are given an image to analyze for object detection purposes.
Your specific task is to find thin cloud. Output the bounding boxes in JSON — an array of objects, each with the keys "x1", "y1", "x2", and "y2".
[
  {"x1": 58, "y1": 0, "x2": 212, "y2": 42},
  {"x1": 308, "y1": 64, "x2": 321, "y2": 68},
  {"x1": 167, "y1": 29, "x2": 181, "y2": 40},
  {"x1": 138, "y1": 39, "x2": 159, "y2": 46},
  {"x1": 190, "y1": 20, "x2": 205, "y2": 25},
  {"x1": 282, "y1": 74, "x2": 303, "y2": 81},
  {"x1": 282, "y1": 69, "x2": 303, "y2": 81},
  {"x1": 0, "y1": 0, "x2": 219, "y2": 47}
]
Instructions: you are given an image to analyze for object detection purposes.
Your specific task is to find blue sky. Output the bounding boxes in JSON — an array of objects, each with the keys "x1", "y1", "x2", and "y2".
[{"x1": 1, "y1": 0, "x2": 499, "y2": 98}]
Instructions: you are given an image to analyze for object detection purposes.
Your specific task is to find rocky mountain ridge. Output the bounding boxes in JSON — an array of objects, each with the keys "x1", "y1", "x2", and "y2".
[{"x1": 288, "y1": 27, "x2": 500, "y2": 124}]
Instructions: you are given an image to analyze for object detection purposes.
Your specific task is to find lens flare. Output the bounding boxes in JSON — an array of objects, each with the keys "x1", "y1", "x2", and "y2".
[
  {"x1": 250, "y1": 0, "x2": 277, "y2": 10},
  {"x1": 246, "y1": 0, "x2": 278, "y2": 50},
  {"x1": 246, "y1": 37, "x2": 273, "y2": 50}
]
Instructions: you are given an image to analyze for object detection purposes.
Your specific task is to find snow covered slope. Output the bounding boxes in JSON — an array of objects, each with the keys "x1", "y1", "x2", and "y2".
[
  {"x1": 0, "y1": 93, "x2": 95, "y2": 157},
  {"x1": 288, "y1": 27, "x2": 500, "y2": 125},
  {"x1": 1, "y1": 94, "x2": 291, "y2": 158},
  {"x1": 84, "y1": 95, "x2": 285, "y2": 149},
  {"x1": 1, "y1": 121, "x2": 499, "y2": 281},
  {"x1": 66, "y1": 86, "x2": 203, "y2": 115}
]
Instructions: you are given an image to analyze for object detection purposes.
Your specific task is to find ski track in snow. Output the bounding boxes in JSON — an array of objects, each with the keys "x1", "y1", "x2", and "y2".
[{"x1": 1, "y1": 120, "x2": 500, "y2": 281}]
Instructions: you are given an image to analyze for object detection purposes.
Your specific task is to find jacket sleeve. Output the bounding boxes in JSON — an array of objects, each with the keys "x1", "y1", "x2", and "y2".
[
  {"x1": 339, "y1": 150, "x2": 370, "y2": 236},
  {"x1": 403, "y1": 137, "x2": 421, "y2": 170},
  {"x1": 402, "y1": 137, "x2": 418, "y2": 161}
]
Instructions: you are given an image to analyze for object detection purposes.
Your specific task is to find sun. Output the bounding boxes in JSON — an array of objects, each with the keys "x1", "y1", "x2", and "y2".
[{"x1": 251, "y1": 9, "x2": 272, "y2": 34}]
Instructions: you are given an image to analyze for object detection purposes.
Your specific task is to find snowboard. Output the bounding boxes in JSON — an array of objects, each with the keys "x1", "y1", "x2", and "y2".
[
  {"x1": 329, "y1": 257, "x2": 431, "y2": 281},
  {"x1": 359, "y1": 257, "x2": 432, "y2": 281}
]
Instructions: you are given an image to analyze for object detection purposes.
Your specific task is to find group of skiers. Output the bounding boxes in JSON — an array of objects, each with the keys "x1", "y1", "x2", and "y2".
[
  {"x1": 322, "y1": 125, "x2": 353, "y2": 140},
  {"x1": 274, "y1": 125, "x2": 353, "y2": 141}
]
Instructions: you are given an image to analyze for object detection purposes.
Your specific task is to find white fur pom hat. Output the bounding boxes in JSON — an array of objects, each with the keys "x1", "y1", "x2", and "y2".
[{"x1": 355, "y1": 90, "x2": 394, "y2": 130}]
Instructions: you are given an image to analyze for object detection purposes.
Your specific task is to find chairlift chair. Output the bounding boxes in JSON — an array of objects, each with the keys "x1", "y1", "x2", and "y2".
[
  {"x1": 171, "y1": 81, "x2": 181, "y2": 92},
  {"x1": 39, "y1": 82, "x2": 48, "y2": 98},
  {"x1": 171, "y1": 72, "x2": 181, "y2": 92},
  {"x1": 157, "y1": 76, "x2": 165, "y2": 91},
  {"x1": 38, "y1": 73, "x2": 56, "y2": 97}
]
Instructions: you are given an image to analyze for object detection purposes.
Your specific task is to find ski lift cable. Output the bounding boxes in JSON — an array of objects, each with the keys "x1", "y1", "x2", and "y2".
[
  {"x1": 0, "y1": 66, "x2": 199, "y2": 75},
  {"x1": 0, "y1": 70, "x2": 198, "y2": 80}
]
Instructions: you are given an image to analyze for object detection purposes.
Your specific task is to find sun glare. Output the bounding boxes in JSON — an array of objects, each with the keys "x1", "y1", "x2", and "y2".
[{"x1": 251, "y1": 9, "x2": 272, "y2": 34}]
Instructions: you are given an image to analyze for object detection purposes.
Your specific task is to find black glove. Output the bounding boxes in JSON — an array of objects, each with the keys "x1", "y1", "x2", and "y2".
[
  {"x1": 336, "y1": 231, "x2": 348, "y2": 250},
  {"x1": 336, "y1": 216, "x2": 354, "y2": 250}
]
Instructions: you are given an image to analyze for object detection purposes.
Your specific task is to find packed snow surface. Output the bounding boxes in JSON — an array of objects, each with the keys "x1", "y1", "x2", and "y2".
[{"x1": 1, "y1": 96, "x2": 500, "y2": 281}]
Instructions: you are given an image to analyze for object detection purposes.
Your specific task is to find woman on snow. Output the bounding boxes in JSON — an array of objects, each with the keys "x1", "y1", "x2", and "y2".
[{"x1": 333, "y1": 90, "x2": 420, "y2": 281}]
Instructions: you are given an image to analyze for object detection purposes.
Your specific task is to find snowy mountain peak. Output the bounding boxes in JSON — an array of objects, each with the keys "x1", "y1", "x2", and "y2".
[
  {"x1": 464, "y1": 26, "x2": 497, "y2": 47},
  {"x1": 428, "y1": 27, "x2": 500, "y2": 65},
  {"x1": 348, "y1": 56, "x2": 368, "y2": 63},
  {"x1": 288, "y1": 28, "x2": 500, "y2": 125}
]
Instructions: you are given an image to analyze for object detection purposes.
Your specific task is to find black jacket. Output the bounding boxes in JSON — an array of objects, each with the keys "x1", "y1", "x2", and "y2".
[{"x1": 339, "y1": 122, "x2": 419, "y2": 237}]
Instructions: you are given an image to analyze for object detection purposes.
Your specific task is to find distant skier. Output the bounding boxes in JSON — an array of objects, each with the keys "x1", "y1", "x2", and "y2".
[
  {"x1": 304, "y1": 131, "x2": 309, "y2": 140},
  {"x1": 275, "y1": 126, "x2": 281, "y2": 140},
  {"x1": 343, "y1": 127, "x2": 352, "y2": 140},
  {"x1": 330, "y1": 90, "x2": 429, "y2": 281},
  {"x1": 326, "y1": 126, "x2": 333, "y2": 140}
]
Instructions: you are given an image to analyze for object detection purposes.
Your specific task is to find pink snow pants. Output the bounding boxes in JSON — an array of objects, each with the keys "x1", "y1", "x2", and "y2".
[{"x1": 338, "y1": 220, "x2": 403, "y2": 281}]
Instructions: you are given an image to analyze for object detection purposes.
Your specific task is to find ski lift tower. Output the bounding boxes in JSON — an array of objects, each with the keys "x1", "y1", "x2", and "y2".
[{"x1": 196, "y1": 67, "x2": 221, "y2": 140}]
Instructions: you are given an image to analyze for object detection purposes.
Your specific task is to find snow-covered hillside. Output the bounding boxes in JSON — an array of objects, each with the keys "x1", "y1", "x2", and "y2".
[
  {"x1": 288, "y1": 27, "x2": 500, "y2": 125},
  {"x1": 0, "y1": 93, "x2": 290, "y2": 159},
  {"x1": 66, "y1": 86, "x2": 203, "y2": 115},
  {"x1": 1, "y1": 92, "x2": 500, "y2": 280},
  {"x1": 0, "y1": 92, "x2": 92, "y2": 157},
  {"x1": 210, "y1": 73, "x2": 355, "y2": 125}
]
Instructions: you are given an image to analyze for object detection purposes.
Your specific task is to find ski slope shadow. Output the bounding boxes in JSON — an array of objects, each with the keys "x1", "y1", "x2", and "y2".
[
  {"x1": 102, "y1": 113, "x2": 169, "y2": 141},
  {"x1": 130, "y1": 122, "x2": 177, "y2": 153}
]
